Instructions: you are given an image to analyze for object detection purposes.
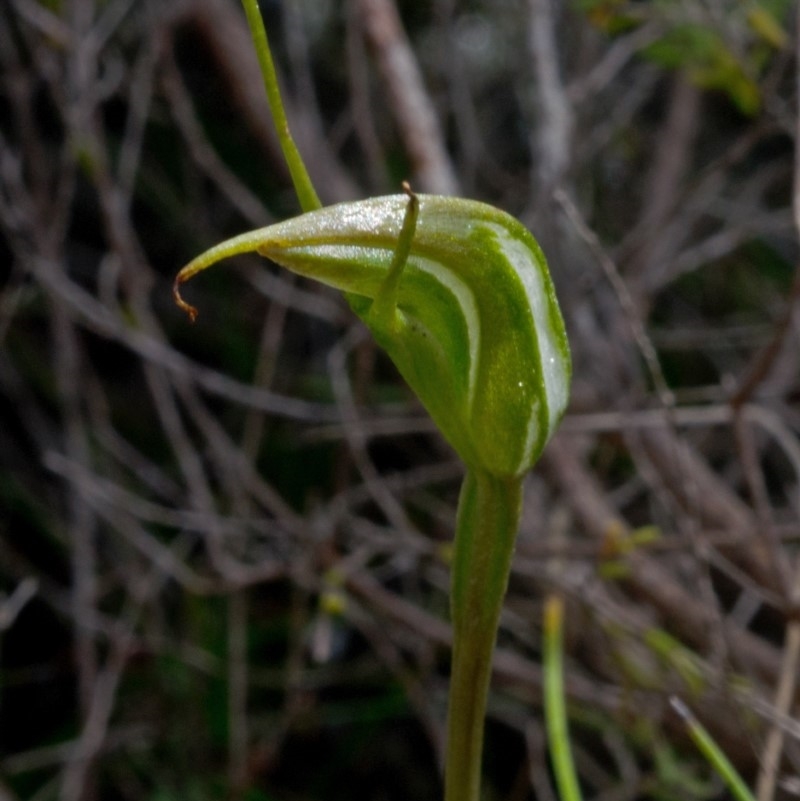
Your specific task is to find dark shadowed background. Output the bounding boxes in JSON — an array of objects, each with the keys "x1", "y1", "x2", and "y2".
[{"x1": 1, "y1": 1, "x2": 799, "y2": 800}]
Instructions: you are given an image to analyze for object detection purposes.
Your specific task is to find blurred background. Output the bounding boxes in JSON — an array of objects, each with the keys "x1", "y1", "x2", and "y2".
[{"x1": 1, "y1": 1, "x2": 799, "y2": 799}]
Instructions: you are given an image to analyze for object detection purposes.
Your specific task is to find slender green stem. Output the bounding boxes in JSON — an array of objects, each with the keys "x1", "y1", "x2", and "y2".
[
  {"x1": 543, "y1": 594, "x2": 583, "y2": 801},
  {"x1": 445, "y1": 469, "x2": 523, "y2": 801},
  {"x1": 240, "y1": 0, "x2": 321, "y2": 213}
]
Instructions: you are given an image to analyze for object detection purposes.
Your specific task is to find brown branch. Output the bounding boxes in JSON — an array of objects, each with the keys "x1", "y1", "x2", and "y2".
[
  {"x1": 543, "y1": 437, "x2": 781, "y2": 684},
  {"x1": 354, "y1": 0, "x2": 458, "y2": 195}
]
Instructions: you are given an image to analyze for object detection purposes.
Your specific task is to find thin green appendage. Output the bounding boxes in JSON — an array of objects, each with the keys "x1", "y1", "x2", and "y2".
[
  {"x1": 544, "y1": 595, "x2": 584, "y2": 801},
  {"x1": 240, "y1": 0, "x2": 321, "y2": 213},
  {"x1": 670, "y1": 697, "x2": 756, "y2": 801},
  {"x1": 445, "y1": 471, "x2": 522, "y2": 801},
  {"x1": 368, "y1": 182, "x2": 419, "y2": 333}
]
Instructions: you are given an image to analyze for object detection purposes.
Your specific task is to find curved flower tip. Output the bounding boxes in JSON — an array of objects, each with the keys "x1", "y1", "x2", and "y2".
[
  {"x1": 173, "y1": 275, "x2": 198, "y2": 323},
  {"x1": 173, "y1": 226, "x2": 280, "y2": 323}
]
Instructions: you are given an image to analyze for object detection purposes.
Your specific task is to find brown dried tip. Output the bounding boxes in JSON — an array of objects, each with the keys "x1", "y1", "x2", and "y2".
[
  {"x1": 173, "y1": 275, "x2": 198, "y2": 323},
  {"x1": 401, "y1": 180, "x2": 416, "y2": 199}
]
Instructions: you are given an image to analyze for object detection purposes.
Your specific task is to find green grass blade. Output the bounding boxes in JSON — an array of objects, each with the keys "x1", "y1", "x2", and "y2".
[
  {"x1": 543, "y1": 594, "x2": 583, "y2": 801},
  {"x1": 670, "y1": 696, "x2": 756, "y2": 801}
]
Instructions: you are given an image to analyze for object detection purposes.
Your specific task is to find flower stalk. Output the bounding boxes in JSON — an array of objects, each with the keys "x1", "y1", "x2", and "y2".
[{"x1": 445, "y1": 470, "x2": 522, "y2": 801}]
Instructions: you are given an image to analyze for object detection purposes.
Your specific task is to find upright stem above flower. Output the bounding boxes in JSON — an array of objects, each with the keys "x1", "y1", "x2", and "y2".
[{"x1": 240, "y1": 0, "x2": 321, "y2": 213}]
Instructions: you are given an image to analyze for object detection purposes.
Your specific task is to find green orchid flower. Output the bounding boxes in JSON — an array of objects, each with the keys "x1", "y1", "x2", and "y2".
[
  {"x1": 174, "y1": 4, "x2": 571, "y2": 799},
  {"x1": 175, "y1": 187, "x2": 570, "y2": 478}
]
